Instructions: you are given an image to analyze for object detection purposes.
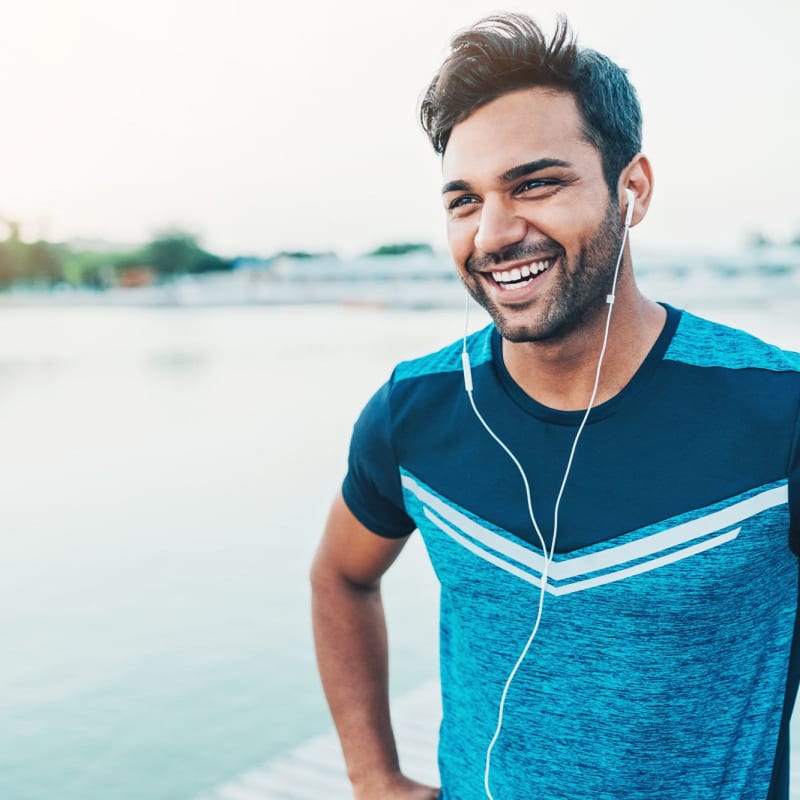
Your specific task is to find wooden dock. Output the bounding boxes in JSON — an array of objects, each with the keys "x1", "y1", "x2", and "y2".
[
  {"x1": 199, "y1": 678, "x2": 800, "y2": 800},
  {"x1": 198, "y1": 680, "x2": 441, "y2": 800}
]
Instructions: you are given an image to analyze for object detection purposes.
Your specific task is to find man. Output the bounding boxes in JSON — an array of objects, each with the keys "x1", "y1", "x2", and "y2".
[{"x1": 311, "y1": 13, "x2": 800, "y2": 800}]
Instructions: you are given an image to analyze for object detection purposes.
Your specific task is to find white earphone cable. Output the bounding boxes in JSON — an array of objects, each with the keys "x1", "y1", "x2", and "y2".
[{"x1": 462, "y1": 213, "x2": 631, "y2": 800}]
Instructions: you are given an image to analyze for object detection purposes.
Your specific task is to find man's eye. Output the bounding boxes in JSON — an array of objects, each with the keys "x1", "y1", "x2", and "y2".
[
  {"x1": 516, "y1": 179, "x2": 553, "y2": 193},
  {"x1": 448, "y1": 195, "x2": 478, "y2": 210}
]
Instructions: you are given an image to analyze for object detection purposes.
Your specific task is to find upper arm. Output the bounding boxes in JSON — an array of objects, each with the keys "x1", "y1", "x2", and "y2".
[{"x1": 312, "y1": 491, "x2": 411, "y2": 590}]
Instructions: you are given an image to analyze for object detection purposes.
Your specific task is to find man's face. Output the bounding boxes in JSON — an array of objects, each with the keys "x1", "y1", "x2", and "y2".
[{"x1": 442, "y1": 88, "x2": 624, "y2": 344}]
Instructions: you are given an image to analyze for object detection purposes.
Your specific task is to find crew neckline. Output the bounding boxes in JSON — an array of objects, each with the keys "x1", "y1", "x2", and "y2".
[{"x1": 491, "y1": 303, "x2": 681, "y2": 425}]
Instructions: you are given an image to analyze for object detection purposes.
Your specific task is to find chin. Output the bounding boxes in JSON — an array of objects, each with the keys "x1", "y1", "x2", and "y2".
[
  {"x1": 463, "y1": 285, "x2": 556, "y2": 343},
  {"x1": 494, "y1": 317, "x2": 568, "y2": 344},
  {"x1": 488, "y1": 295, "x2": 608, "y2": 345}
]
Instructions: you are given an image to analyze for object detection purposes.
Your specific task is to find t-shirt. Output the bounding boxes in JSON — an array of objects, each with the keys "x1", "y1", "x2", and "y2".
[{"x1": 342, "y1": 304, "x2": 800, "y2": 799}]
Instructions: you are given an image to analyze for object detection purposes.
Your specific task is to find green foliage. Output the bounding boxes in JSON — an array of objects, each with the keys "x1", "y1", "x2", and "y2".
[
  {"x1": 366, "y1": 242, "x2": 434, "y2": 257},
  {"x1": 60, "y1": 249, "x2": 123, "y2": 288},
  {"x1": 0, "y1": 243, "x2": 17, "y2": 287},
  {"x1": 27, "y1": 241, "x2": 62, "y2": 283},
  {"x1": 0, "y1": 236, "x2": 62, "y2": 288},
  {"x1": 273, "y1": 250, "x2": 336, "y2": 260},
  {"x1": 0, "y1": 223, "x2": 230, "y2": 289},
  {"x1": 143, "y1": 231, "x2": 229, "y2": 278}
]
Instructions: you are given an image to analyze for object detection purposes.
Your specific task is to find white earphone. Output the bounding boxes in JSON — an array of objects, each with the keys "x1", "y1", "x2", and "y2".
[{"x1": 624, "y1": 187, "x2": 635, "y2": 228}]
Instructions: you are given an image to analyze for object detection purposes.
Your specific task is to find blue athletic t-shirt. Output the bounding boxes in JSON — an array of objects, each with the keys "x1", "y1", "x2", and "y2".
[{"x1": 342, "y1": 305, "x2": 800, "y2": 799}]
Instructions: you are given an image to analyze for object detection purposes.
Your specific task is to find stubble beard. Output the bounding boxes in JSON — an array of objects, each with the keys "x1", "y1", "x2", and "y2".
[{"x1": 462, "y1": 202, "x2": 625, "y2": 344}]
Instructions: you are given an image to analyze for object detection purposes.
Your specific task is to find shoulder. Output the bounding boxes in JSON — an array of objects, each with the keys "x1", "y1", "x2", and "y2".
[
  {"x1": 352, "y1": 324, "x2": 494, "y2": 435},
  {"x1": 393, "y1": 324, "x2": 494, "y2": 384},
  {"x1": 665, "y1": 310, "x2": 800, "y2": 373}
]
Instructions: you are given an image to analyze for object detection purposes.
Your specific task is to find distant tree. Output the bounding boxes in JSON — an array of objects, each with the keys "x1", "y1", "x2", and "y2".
[
  {"x1": 27, "y1": 240, "x2": 63, "y2": 285},
  {"x1": 62, "y1": 248, "x2": 130, "y2": 288},
  {"x1": 143, "y1": 231, "x2": 229, "y2": 278},
  {"x1": 0, "y1": 223, "x2": 232, "y2": 287},
  {"x1": 0, "y1": 220, "x2": 36, "y2": 286},
  {"x1": 791, "y1": 230, "x2": 800, "y2": 248},
  {"x1": 273, "y1": 250, "x2": 335, "y2": 259},
  {"x1": 0, "y1": 242, "x2": 14, "y2": 287},
  {"x1": 367, "y1": 242, "x2": 434, "y2": 257}
]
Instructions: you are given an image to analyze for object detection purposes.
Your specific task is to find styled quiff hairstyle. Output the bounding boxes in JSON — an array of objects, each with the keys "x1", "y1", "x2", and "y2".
[{"x1": 420, "y1": 13, "x2": 642, "y2": 193}]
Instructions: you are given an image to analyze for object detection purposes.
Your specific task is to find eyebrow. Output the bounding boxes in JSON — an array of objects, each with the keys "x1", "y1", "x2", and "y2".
[
  {"x1": 441, "y1": 158, "x2": 573, "y2": 194},
  {"x1": 441, "y1": 179, "x2": 472, "y2": 194},
  {"x1": 500, "y1": 158, "x2": 572, "y2": 183}
]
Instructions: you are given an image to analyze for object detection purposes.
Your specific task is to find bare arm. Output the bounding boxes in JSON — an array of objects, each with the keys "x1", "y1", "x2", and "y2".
[{"x1": 310, "y1": 492, "x2": 439, "y2": 800}]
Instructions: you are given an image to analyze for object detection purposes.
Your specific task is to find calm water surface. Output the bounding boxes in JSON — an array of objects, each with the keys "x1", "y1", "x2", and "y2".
[{"x1": 0, "y1": 296, "x2": 797, "y2": 799}]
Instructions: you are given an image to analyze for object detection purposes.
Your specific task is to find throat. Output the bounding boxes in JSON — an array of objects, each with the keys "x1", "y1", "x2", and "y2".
[{"x1": 500, "y1": 299, "x2": 668, "y2": 411}]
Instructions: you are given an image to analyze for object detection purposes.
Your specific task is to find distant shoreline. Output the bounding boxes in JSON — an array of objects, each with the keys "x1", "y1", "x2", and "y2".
[{"x1": 0, "y1": 262, "x2": 798, "y2": 310}]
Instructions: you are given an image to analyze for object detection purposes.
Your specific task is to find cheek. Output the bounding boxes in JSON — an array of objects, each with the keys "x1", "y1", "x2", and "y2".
[
  {"x1": 446, "y1": 219, "x2": 476, "y2": 268},
  {"x1": 547, "y1": 211, "x2": 605, "y2": 255}
]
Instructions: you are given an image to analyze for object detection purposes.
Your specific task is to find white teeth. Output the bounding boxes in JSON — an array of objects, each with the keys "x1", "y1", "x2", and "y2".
[
  {"x1": 497, "y1": 276, "x2": 533, "y2": 290},
  {"x1": 530, "y1": 259, "x2": 549, "y2": 275},
  {"x1": 491, "y1": 258, "x2": 552, "y2": 284}
]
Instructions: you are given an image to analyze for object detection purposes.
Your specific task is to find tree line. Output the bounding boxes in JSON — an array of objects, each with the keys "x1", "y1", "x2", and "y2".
[
  {"x1": 0, "y1": 221, "x2": 440, "y2": 291},
  {"x1": 0, "y1": 222, "x2": 229, "y2": 289}
]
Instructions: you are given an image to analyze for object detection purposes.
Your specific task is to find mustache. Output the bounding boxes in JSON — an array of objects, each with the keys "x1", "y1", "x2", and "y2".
[{"x1": 466, "y1": 240, "x2": 564, "y2": 273}]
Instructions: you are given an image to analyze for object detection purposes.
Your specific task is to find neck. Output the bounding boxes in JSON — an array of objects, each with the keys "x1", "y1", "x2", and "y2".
[{"x1": 501, "y1": 286, "x2": 666, "y2": 412}]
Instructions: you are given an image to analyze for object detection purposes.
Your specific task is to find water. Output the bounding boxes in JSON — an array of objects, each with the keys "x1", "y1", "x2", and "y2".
[
  {"x1": 0, "y1": 293, "x2": 797, "y2": 799},
  {"x1": 0, "y1": 306, "x2": 445, "y2": 800}
]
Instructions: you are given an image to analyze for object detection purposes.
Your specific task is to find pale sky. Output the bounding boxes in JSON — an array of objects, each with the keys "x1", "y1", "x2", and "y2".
[{"x1": 2, "y1": 0, "x2": 798, "y2": 258}]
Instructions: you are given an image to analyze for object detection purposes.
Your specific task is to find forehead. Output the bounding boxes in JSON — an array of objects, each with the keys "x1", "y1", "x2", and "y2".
[{"x1": 442, "y1": 87, "x2": 601, "y2": 183}]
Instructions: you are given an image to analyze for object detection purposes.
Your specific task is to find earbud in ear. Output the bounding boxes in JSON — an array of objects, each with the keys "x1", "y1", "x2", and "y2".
[{"x1": 624, "y1": 188, "x2": 635, "y2": 228}]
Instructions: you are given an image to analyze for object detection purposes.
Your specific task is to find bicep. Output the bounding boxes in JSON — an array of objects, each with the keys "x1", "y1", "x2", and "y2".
[{"x1": 312, "y1": 491, "x2": 411, "y2": 590}]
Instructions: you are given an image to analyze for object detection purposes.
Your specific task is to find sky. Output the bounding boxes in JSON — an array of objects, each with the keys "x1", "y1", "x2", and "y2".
[{"x1": 2, "y1": 0, "x2": 799, "y2": 258}]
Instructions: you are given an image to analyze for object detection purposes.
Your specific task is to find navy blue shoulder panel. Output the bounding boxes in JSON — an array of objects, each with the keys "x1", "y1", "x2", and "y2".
[{"x1": 341, "y1": 376, "x2": 416, "y2": 538}]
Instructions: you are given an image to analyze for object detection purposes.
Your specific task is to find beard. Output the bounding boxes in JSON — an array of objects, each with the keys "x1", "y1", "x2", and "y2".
[{"x1": 462, "y1": 200, "x2": 625, "y2": 344}]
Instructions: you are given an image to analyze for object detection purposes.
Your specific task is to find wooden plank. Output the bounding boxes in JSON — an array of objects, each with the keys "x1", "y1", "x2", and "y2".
[
  {"x1": 202, "y1": 681, "x2": 800, "y2": 799},
  {"x1": 198, "y1": 680, "x2": 441, "y2": 800}
]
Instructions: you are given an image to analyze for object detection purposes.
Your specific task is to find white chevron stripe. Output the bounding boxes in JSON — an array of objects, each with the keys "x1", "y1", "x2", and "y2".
[
  {"x1": 402, "y1": 474, "x2": 787, "y2": 583},
  {"x1": 424, "y1": 506, "x2": 742, "y2": 595},
  {"x1": 423, "y1": 508, "x2": 545, "y2": 589},
  {"x1": 403, "y1": 474, "x2": 547, "y2": 570}
]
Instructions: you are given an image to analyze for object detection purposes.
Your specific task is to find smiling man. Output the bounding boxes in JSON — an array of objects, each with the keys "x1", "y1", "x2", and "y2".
[{"x1": 311, "y1": 14, "x2": 800, "y2": 800}]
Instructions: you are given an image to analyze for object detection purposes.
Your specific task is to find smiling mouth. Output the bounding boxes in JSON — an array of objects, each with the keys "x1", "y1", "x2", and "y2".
[{"x1": 487, "y1": 257, "x2": 555, "y2": 290}]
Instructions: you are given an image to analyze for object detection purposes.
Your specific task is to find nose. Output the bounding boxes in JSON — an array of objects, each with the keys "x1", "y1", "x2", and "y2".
[{"x1": 474, "y1": 196, "x2": 527, "y2": 257}]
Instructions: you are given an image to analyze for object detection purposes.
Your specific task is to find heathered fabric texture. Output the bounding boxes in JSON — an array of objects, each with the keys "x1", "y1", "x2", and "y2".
[{"x1": 342, "y1": 305, "x2": 800, "y2": 799}]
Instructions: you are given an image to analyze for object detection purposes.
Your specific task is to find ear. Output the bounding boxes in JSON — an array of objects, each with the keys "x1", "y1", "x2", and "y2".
[{"x1": 617, "y1": 154, "x2": 654, "y2": 228}]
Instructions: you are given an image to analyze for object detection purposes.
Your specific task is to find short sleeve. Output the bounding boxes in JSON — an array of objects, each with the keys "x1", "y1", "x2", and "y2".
[{"x1": 341, "y1": 377, "x2": 416, "y2": 539}]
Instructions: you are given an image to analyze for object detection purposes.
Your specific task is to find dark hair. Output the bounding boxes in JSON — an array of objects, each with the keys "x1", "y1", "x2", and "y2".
[{"x1": 419, "y1": 13, "x2": 642, "y2": 192}]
